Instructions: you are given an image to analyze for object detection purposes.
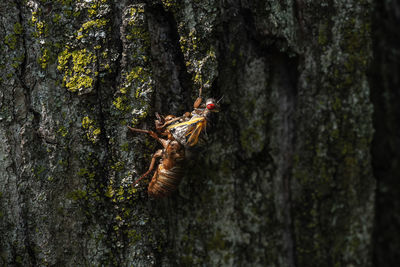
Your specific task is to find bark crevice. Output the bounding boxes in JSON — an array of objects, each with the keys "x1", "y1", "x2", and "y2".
[
  {"x1": 146, "y1": 3, "x2": 192, "y2": 115},
  {"x1": 271, "y1": 51, "x2": 299, "y2": 267},
  {"x1": 370, "y1": 1, "x2": 400, "y2": 266}
]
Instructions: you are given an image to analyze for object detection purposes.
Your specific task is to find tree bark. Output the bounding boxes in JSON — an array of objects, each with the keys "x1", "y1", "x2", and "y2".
[
  {"x1": 0, "y1": 0, "x2": 386, "y2": 266},
  {"x1": 370, "y1": 1, "x2": 400, "y2": 266}
]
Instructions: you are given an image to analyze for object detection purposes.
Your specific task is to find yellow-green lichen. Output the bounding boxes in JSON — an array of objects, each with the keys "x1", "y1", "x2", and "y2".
[
  {"x1": 111, "y1": 161, "x2": 125, "y2": 172},
  {"x1": 81, "y1": 116, "x2": 101, "y2": 143},
  {"x1": 77, "y1": 167, "x2": 95, "y2": 180},
  {"x1": 76, "y1": 18, "x2": 109, "y2": 40},
  {"x1": 120, "y1": 143, "x2": 129, "y2": 152},
  {"x1": 129, "y1": 6, "x2": 145, "y2": 17},
  {"x1": 52, "y1": 13, "x2": 61, "y2": 23},
  {"x1": 113, "y1": 66, "x2": 151, "y2": 115},
  {"x1": 38, "y1": 48, "x2": 50, "y2": 69},
  {"x1": 13, "y1": 22, "x2": 23, "y2": 35},
  {"x1": 57, "y1": 126, "x2": 68, "y2": 137},
  {"x1": 127, "y1": 229, "x2": 141, "y2": 244},
  {"x1": 30, "y1": 10, "x2": 48, "y2": 37},
  {"x1": 32, "y1": 165, "x2": 46, "y2": 180},
  {"x1": 67, "y1": 189, "x2": 87, "y2": 201},
  {"x1": 161, "y1": 0, "x2": 176, "y2": 8},
  {"x1": 4, "y1": 34, "x2": 17, "y2": 50},
  {"x1": 112, "y1": 96, "x2": 130, "y2": 111},
  {"x1": 57, "y1": 48, "x2": 96, "y2": 92},
  {"x1": 80, "y1": 18, "x2": 108, "y2": 31}
]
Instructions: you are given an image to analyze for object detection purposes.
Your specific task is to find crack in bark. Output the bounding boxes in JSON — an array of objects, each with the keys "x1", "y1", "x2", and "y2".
[
  {"x1": 370, "y1": 1, "x2": 400, "y2": 266},
  {"x1": 12, "y1": 1, "x2": 38, "y2": 265},
  {"x1": 271, "y1": 51, "x2": 298, "y2": 267},
  {"x1": 145, "y1": 3, "x2": 192, "y2": 115}
]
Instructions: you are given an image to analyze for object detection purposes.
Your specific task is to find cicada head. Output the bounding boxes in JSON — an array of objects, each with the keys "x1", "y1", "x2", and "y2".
[{"x1": 205, "y1": 98, "x2": 220, "y2": 113}]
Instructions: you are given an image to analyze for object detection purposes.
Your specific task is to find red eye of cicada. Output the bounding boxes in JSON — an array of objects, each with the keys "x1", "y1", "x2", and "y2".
[{"x1": 206, "y1": 103, "x2": 215, "y2": 110}]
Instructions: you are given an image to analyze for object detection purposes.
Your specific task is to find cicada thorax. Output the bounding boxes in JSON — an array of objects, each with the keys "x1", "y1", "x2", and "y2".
[
  {"x1": 167, "y1": 114, "x2": 208, "y2": 147},
  {"x1": 166, "y1": 98, "x2": 219, "y2": 147},
  {"x1": 147, "y1": 140, "x2": 185, "y2": 198}
]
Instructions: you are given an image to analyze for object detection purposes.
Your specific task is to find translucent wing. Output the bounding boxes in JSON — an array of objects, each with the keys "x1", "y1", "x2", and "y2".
[
  {"x1": 168, "y1": 116, "x2": 207, "y2": 146},
  {"x1": 167, "y1": 116, "x2": 205, "y2": 130},
  {"x1": 186, "y1": 119, "x2": 207, "y2": 146}
]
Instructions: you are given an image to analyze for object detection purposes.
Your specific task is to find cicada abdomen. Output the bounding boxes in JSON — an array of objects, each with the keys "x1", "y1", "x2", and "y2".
[
  {"x1": 148, "y1": 164, "x2": 185, "y2": 198},
  {"x1": 147, "y1": 139, "x2": 185, "y2": 197}
]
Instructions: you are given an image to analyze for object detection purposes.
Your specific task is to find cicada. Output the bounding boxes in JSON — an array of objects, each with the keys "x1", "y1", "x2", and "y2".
[
  {"x1": 167, "y1": 98, "x2": 220, "y2": 146},
  {"x1": 127, "y1": 90, "x2": 220, "y2": 198}
]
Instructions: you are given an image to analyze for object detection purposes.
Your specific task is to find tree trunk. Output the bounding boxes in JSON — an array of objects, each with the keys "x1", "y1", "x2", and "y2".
[
  {"x1": 0, "y1": 0, "x2": 389, "y2": 266},
  {"x1": 370, "y1": 1, "x2": 400, "y2": 266}
]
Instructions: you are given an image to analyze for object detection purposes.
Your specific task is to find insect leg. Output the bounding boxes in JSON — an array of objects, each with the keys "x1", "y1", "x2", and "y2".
[
  {"x1": 128, "y1": 126, "x2": 158, "y2": 139},
  {"x1": 193, "y1": 86, "x2": 203, "y2": 109},
  {"x1": 160, "y1": 116, "x2": 181, "y2": 128},
  {"x1": 133, "y1": 149, "x2": 163, "y2": 186},
  {"x1": 127, "y1": 126, "x2": 169, "y2": 148},
  {"x1": 194, "y1": 97, "x2": 203, "y2": 109}
]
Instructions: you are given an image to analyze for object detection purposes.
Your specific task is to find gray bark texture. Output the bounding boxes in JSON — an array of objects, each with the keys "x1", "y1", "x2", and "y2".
[{"x1": 0, "y1": 0, "x2": 394, "y2": 266}]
